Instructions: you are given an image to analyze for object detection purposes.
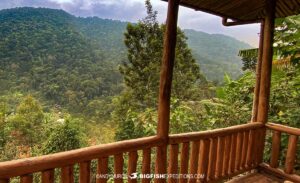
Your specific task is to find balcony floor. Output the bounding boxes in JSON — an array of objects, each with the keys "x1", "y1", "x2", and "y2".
[{"x1": 226, "y1": 172, "x2": 289, "y2": 183}]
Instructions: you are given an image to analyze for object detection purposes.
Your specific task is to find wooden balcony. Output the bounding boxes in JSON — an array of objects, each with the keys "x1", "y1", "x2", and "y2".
[
  {"x1": 0, "y1": 122, "x2": 298, "y2": 183},
  {"x1": 0, "y1": 0, "x2": 299, "y2": 182}
]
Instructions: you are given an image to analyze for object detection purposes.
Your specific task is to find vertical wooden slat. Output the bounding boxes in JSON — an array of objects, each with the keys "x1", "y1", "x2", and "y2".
[
  {"x1": 97, "y1": 157, "x2": 109, "y2": 183},
  {"x1": 42, "y1": 169, "x2": 54, "y2": 183},
  {"x1": 270, "y1": 131, "x2": 281, "y2": 168},
  {"x1": 246, "y1": 130, "x2": 254, "y2": 168},
  {"x1": 198, "y1": 139, "x2": 210, "y2": 183},
  {"x1": 257, "y1": 128, "x2": 266, "y2": 164},
  {"x1": 241, "y1": 130, "x2": 249, "y2": 169},
  {"x1": 207, "y1": 138, "x2": 218, "y2": 181},
  {"x1": 168, "y1": 144, "x2": 179, "y2": 183},
  {"x1": 222, "y1": 135, "x2": 231, "y2": 177},
  {"x1": 252, "y1": 129, "x2": 260, "y2": 166},
  {"x1": 284, "y1": 135, "x2": 298, "y2": 174},
  {"x1": 188, "y1": 141, "x2": 200, "y2": 183},
  {"x1": 179, "y1": 142, "x2": 189, "y2": 183},
  {"x1": 216, "y1": 136, "x2": 225, "y2": 179},
  {"x1": 0, "y1": 179, "x2": 9, "y2": 183},
  {"x1": 80, "y1": 161, "x2": 91, "y2": 183},
  {"x1": 61, "y1": 166, "x2": 74, "y2": 183},
  {"x1": 229, "y1": 133, "x2": 237, "y2": 175},
  {"x1": 155, "y1": 146, "x2": 167, "y2": 183},
  {"x1": 114, "y1": 154, "x2": 124, "y2": 183},
  {"x1": 128, "y1": 151, "x2": 138, "y2": 183},
  {"x1": 235, "y1": 132, "x2": 244, "y2": 170},
  {"x1": 142, "y1": 148, "x2": 151, "y2": 183},
  {"x1": 21, "y1": 174, "x2": 33, "y2": 183}
]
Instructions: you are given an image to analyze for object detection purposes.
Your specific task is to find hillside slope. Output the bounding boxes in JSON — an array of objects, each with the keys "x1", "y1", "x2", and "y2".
[
  {"x1": 0, "y1": 8, "x2": 122, "y2": 112},
  {"x1": 184, "y1": 29, "x2": 252, "y2": 82}
]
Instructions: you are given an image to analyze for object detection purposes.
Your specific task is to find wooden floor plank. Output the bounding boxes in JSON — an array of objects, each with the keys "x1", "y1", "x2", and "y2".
[{"x1": 225, "y1": 172, "x2": 286, "y2": 183}]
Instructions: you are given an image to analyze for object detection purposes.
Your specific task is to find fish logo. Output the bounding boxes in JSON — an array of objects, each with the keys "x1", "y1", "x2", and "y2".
[{"x1": 129, "y1": 173, "x2": 138, "y2": 179}]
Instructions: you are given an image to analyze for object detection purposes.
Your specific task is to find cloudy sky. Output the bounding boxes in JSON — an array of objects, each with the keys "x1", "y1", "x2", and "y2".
[{"x1": 0, "y1": 0, "x2": 261, "y2": 47}]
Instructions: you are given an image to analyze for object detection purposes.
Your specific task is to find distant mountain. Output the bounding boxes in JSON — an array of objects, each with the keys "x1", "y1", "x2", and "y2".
[
  {"x1": 0, "y1": 7, "x2": 123, "y2": 112},
  {"x1": 0, "y1": 7, "x2": 252, "y2": 103},
  {"x1": 184, "y1": 29, "x2": 252, "y2": 82}
]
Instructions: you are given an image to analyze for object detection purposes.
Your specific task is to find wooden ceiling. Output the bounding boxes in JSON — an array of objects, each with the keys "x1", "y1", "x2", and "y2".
[{"x1": 162, "y1": 0, "x2": 300, "y2": 21}]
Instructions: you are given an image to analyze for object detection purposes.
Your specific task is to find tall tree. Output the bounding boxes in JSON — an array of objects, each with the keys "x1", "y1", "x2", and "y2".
[{"x1": 119, "y1": 0, "x2": 206, "y2": 108}]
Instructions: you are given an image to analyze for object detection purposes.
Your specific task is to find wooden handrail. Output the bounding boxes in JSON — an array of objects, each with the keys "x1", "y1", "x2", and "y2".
[
  {"x1": 266, "y1": 123, "x2": 300, "y2": 136},
  {"x1": 259, "y1": 163, "x2": 300, "y2": 183},
  {"x1": 0, "y1": 136, "x2": 162, "y2": 178},
  {"x1": 169, "y1": 123, "x2": 264, "y2": 144}
]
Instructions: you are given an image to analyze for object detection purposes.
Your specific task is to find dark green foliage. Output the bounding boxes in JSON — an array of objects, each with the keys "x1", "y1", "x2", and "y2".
[
  {"x1": 120, "y1": 0, "x2": 206, "y2": 107},
  {"x1": 241, "y1": 56, "x2": 257, "y2": 71},
  {"x1": 43, "y1": 119, "x2": 83, "y2": 154},
  {"x1": 115, "y1": 0, "x2": 210, "y2": 141},
  {"x1": 184, "y1": 29, "x2": 252, "y2": 82},
  {"x1": 0, "y1": 7, "x2": 122, "y2": 113},
  {"x1": 274, "y1": 15, "x2": 300, "y2": 63}
]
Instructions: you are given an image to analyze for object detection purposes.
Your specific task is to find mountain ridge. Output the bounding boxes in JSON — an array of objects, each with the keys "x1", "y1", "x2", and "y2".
[{"x1": 0, "y1": 7, "x2": 252, "y2": 83}]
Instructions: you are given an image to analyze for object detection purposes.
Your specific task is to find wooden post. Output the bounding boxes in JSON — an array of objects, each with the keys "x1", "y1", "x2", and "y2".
[
  {"x1": 257, "y1": 0, "x2": 276, "y2": 123},
  {"x1": 155, "y1": 0, "x2": 179, "y2": 183},
  {"x1": 157, "y1": 0, "x2": 179, "y2": 139},
  {"x1": 256, "y1": 0, "x2": 276, "y2": 166},
  {"x1": 251, "y1": 21, "x2": 264, "y2": 122}
]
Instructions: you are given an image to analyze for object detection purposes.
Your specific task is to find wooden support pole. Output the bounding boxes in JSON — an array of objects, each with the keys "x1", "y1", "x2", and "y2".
[
  {"x1": 157, "y1": 0, "x2": 179, "y2": 139},
  {"x1": 251, "y1": 21, "x2": 264, "y2": 122},
  {"x1": 257, "y1": 0, "x2": 276, "y2": 123},
  {"x1": 155, "y1": 0, "x2": 179, "y2": 183}
]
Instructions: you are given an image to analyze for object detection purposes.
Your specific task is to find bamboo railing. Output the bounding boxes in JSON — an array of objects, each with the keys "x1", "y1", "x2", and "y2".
[
  {"x1": 0, "y1": 123, "x2": 266, "y2": 183},
  {"x1": 259, "y1": 123, "x2": 300, "y2": 182}
]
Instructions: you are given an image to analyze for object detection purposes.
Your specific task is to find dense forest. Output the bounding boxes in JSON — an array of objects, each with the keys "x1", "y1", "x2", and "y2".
[{"x1": 0, "y1": 1, "x2": 299, "y2": 176}]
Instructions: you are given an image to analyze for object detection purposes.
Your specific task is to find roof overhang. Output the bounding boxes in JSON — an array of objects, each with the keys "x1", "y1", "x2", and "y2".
[{"x1": 162, "y1": 0, "x2": 300, "y2": 21}]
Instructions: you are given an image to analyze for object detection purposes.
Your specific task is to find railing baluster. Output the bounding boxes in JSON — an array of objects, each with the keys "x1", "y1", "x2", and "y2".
[
  {"x1": 256, "y1": 128, "x2": 266, "y2": 165},
  {"x1": 246, "y1": 130, "x2": 254, "y2": 168},
  {"x1": 198, "y1": 139, "x2": 210, "y2": 183},
  {"x1": 61, "y1": 166, "x2": 74, "y2": 183},
  {"x1": 142, "y1": 148, "x2": 151, "y2": 183},
  {"x1": 270, "y1": 131, "x2": 281, "y2": 168},
  {"x1": 179, "y1": 142, "x2": 189, "y2": 183},
  {"x1": 114, "y1": 154, "x2": 124, "y2": 183},
  {"x1": 188, "y1": 141, "x2": 200, "y2": 183},
  {"x1": 42, "y1": 169, "x2": 54, "y2": 183},
  {"x1": 284, "y1": 135, "x2": 298, "y2": 174},
  {"x1": 216, "y1": 136, "x2": 225, "y2": 179},
  {"x1": 97, "y1": 157, "x2": 109, "y2": 183},
  {"x1": 128, "y1": 151, "x2": 138, "y2": 183},
  {"x1": 241, "y1": 130, "x2": 249, "y2": 169},
  {"x1": 80, "y1": 161, "x2": 91, "y2": 183},
  {"x1": 207, "y1": 138, "x2": 218, "y2": 181},
  {"x1": 235, "y1": 132, "x2": 244, "y2": 170},
  {"x1": 20, "y1": 174, "x2": 33, "y2": 183},
  {"x1": 229, "y1": 133, "x2": 237, "y2": 174},
  {"x1": 222, "y1": 135, "x2": 231, "y2": 177},
  {"x1": 168, "y1": 144, "x2": 179, "y2": 183}
]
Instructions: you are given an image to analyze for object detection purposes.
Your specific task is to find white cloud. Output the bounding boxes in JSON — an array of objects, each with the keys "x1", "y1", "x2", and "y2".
[
  {"x1": 49, "y1": 0, "x2": 73, "y2": 3},
  {"x1": 0, "y1": 0, "x2": 260, "y2": 46}
]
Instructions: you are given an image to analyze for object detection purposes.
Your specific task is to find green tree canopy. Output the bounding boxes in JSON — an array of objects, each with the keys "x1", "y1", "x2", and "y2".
[{"x1": 119, "y1": 0, "x2": 206, "y2": 108}]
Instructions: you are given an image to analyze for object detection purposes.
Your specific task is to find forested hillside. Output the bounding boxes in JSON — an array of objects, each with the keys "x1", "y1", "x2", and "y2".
[
  {"x1": 184, "y1": 29, "x2": 252, "y2": 82},
  {"x1": 0, "y1": 8, "x2": 122, "y2": 113}
]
